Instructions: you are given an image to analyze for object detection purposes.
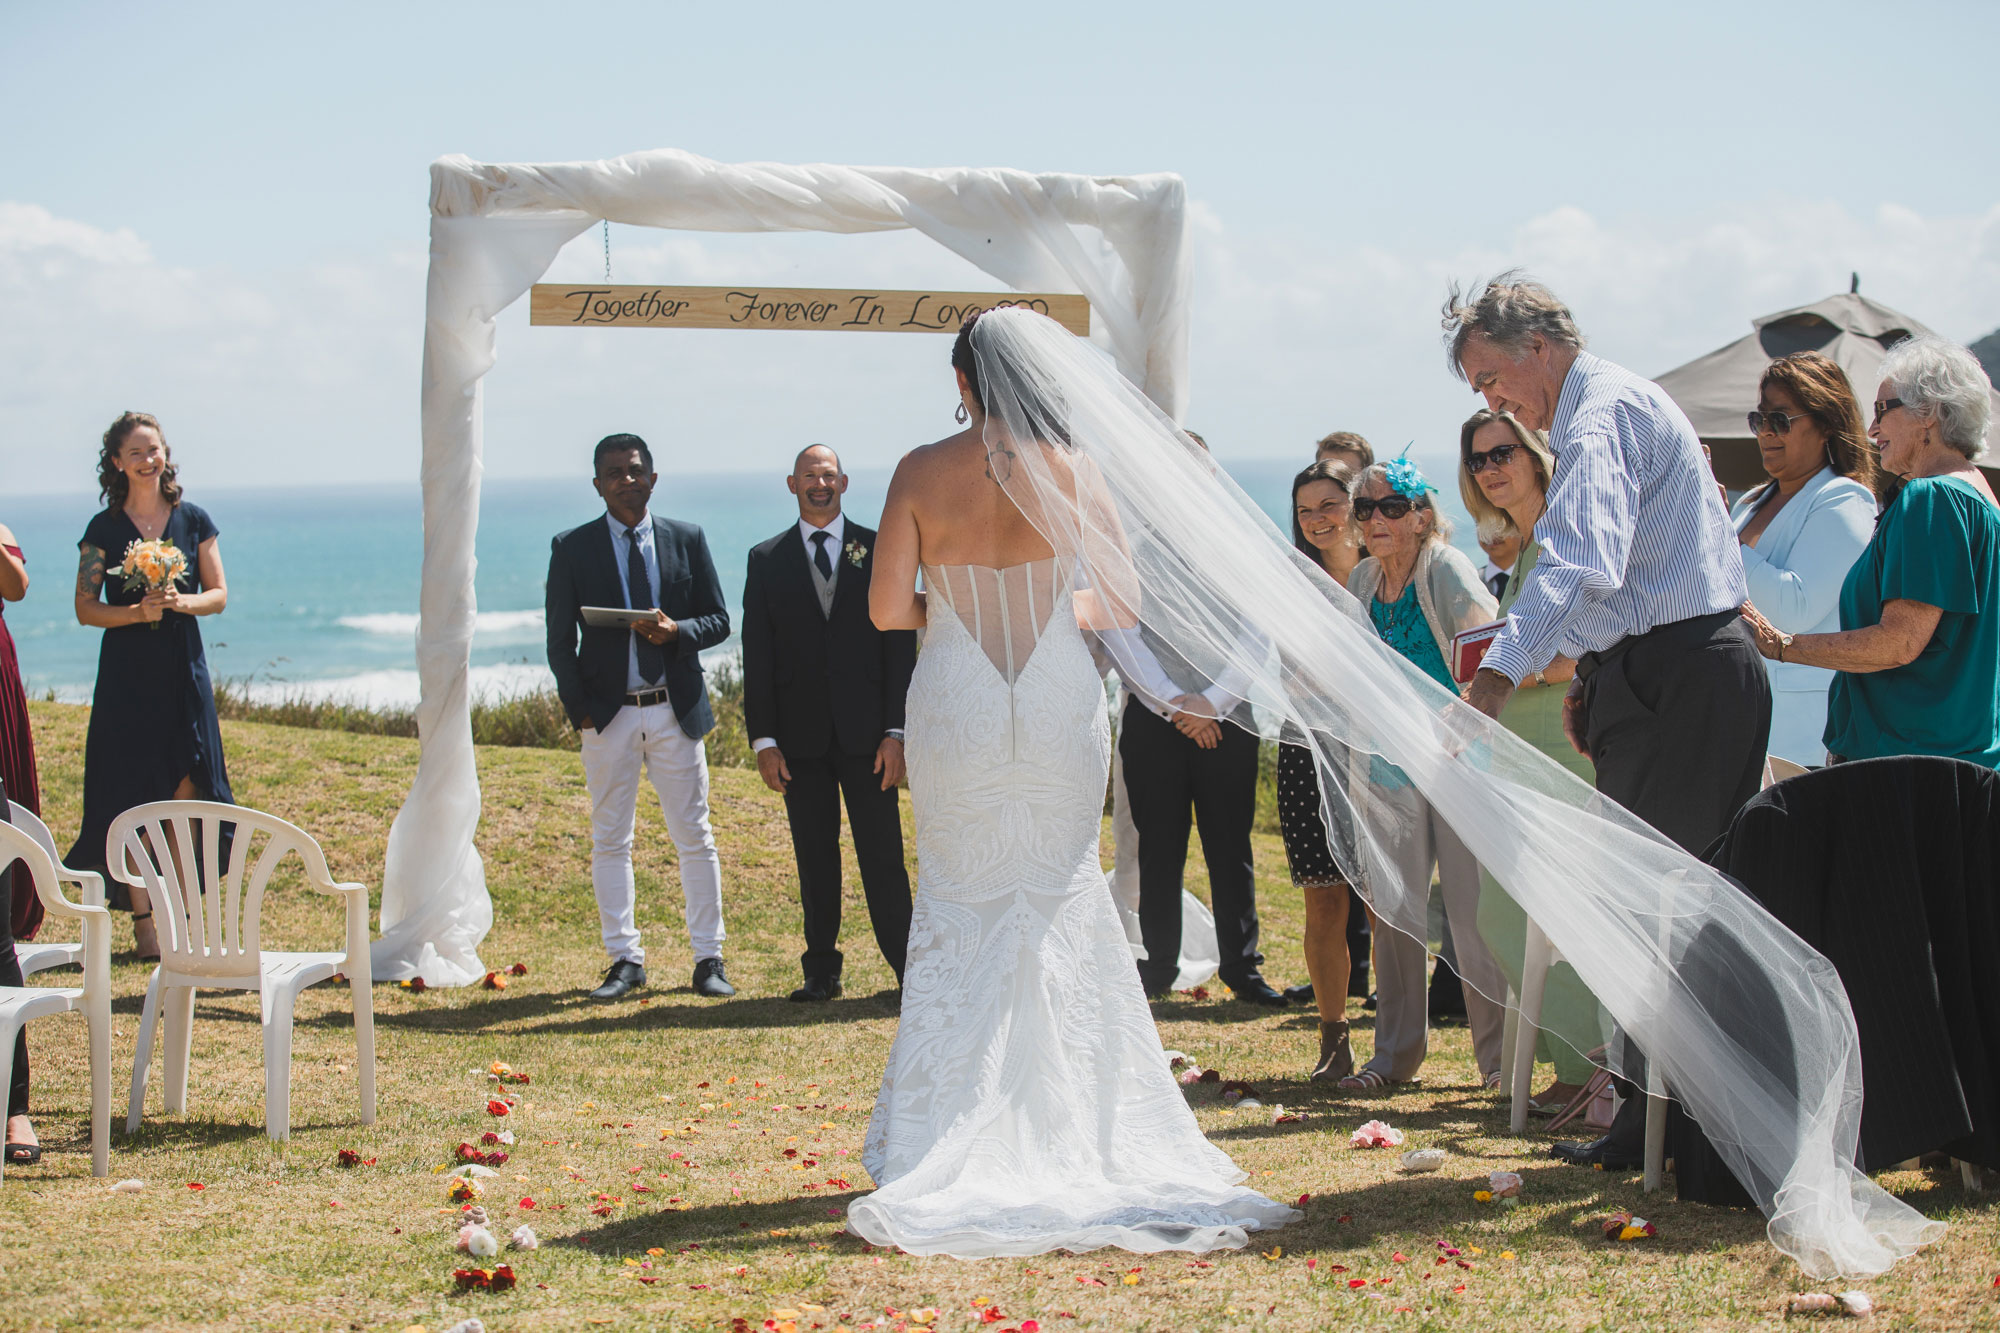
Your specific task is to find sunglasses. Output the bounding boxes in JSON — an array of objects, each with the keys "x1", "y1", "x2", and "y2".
[
  {"x1": 1353, "y1": 495, "x2": 1420, "y2": 521},
  {"x1": 1872, "y1": 397, "x2": 1905, "y2": 425},
  {"x1": 1747, "y1": 409, "x2": 1813, "y2": 436},
  {"x1": 1463, "y1": 442, "x2": 1523, "y2": 475}
]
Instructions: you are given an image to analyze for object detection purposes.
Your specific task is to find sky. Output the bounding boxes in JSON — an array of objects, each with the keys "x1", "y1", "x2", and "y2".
[{"x1": 5, "y1": 0, "x2": 1998, "y2": 498}]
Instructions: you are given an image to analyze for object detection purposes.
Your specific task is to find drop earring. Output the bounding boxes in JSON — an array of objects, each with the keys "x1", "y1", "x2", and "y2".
[{"x1": 955, "y1": 401, "x2": 969, "y2": 425}]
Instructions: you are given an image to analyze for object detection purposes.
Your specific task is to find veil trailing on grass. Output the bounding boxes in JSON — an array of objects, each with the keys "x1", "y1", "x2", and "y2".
[{"x1": 966, "y1": 306, "x2": 1943, "y2": 1279}]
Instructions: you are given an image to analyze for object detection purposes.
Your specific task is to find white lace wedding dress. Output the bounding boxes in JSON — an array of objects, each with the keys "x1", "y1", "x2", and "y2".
[{"x1": 848, "y1": 557, "x2": 1300, "y2": 1258}]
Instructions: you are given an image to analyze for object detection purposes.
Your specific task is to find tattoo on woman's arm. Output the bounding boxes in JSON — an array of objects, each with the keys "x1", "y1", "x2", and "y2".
[{"x1": 77, "y1": 544, "x2": 104, "y2": 597}]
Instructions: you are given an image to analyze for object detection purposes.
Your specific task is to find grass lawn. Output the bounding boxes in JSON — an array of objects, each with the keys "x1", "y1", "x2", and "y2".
[{"x1": 1, "y1": 701, "x2": 1994, "y2": 1332}]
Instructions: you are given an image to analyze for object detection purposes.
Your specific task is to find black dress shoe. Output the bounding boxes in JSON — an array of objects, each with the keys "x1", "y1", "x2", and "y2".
[
  {"x1": 1227, "y1": 976, "x2": 1290, "y2": 1008},
  {"x1": 692, "y1": 956, "x2": 735, "y2": 998},
  {"x1": 788, "y1": 975, "x2": 843, "y2": 1003},
  {"x1": 1550, "y1": 1132, "x2": 1645, "y2": 1171},
  {"x1": 1283, "y1": 981, "x2": 1316, "y2": 1005},
  {"x1": 590, "y1": 959, "x2": 646, "y2": 1000}
]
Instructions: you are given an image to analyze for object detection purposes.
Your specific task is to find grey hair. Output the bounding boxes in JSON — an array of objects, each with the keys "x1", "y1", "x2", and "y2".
[
  {"x1": 1880, "y1": 335, "x2": 1992, "y2": 462},
  {"x1": 1355, "y1": 462, "x2": 1454, "y2": 545},
  {"x1": 1475, "y1": 511, "x2": 1514, "y2": 545},
  {"x1": 1441, "y1": 269, "x2": 1586, "y2": 380}
]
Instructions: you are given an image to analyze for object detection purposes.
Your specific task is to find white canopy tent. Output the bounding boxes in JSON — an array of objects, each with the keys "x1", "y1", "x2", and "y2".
[{"x1": 371, "y1": 148, "x2": 1194, "y2": 984}]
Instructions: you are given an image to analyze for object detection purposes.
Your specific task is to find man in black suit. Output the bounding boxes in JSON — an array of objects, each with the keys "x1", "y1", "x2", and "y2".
[
  {"x1": 741, "y1": 445, "x2": 916, "y2": 1003},
  {"x1": 546, "y1": 433, "x2": 735, "y2": 1001}
]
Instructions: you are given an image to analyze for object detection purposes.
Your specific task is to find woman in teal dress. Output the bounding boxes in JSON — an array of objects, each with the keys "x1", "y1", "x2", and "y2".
[
  {"x1": 1457, "y1": 408, "x2": 1607, "y2": 1113},
  {"x1": 1742, "y1": 337, "x2": 2000, "y2": 766},
  {"x1": 1337, "y1": 457, "x2": 1508, "y2": 1091}
]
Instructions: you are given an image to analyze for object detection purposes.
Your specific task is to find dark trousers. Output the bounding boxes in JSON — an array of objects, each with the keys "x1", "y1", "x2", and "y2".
[
  {"x1": 783, "y1": 746, "x2": 912, "y2": 984},
  {"x1": 1120, "y1": 697, "x2": 1263, "y2": 991},
  {"x1": 1580, "y1": 611, "x2": 1772, "y2": 859},
  {"x1": 1576, "y1": 611, "x2": 1771, "y2": 1153},
  {"x1": 0, "y1": 782, "x2": 25, "y2": 1119}
]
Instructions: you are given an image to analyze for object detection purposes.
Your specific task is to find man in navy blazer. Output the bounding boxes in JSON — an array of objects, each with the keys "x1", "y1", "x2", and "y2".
[{"x1": 546, "y1": 433, "x2": 734, "y2": 1000}]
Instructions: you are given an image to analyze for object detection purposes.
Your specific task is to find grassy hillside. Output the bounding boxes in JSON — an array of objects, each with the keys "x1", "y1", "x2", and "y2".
[{"x1": 0, "y1": 702, "x2": 1991, "y2": 1332}]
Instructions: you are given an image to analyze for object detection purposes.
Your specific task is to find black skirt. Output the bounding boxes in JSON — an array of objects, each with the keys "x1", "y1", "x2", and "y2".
[{"x1": 1276, "y1": 740, "x2": 1345, "y2": 887}]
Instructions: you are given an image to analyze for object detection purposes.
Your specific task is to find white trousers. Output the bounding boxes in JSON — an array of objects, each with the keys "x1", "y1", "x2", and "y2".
[{"x1": 579, "y1": 700, "x2": 726, "y2": 966}]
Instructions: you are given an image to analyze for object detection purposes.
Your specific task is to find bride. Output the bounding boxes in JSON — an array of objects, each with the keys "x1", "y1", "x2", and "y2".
[
  {"x1": 847, "y1": 311, "x2": 1300, "y2": 1257},
  {"x1": 849, "y1": 306, "x2": 1940, "y2": 1279}
]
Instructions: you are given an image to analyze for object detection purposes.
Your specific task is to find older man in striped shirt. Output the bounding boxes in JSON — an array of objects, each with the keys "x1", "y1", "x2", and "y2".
[
  {"x1": 1448, "y1": 273, "x2": 1772, "y2": 1173},
  {"x1": 1452, "y1": 272, "x2": 1770, "y2": 857}
]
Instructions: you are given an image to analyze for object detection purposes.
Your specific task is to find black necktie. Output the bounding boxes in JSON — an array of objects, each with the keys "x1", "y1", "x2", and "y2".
[
  {"x1": 1489, "y1": 570, "x2": 1509, "y2": 600},
  {"x1": 811, "y1": 530, "x2": 834, "y2": 580},
  {"x1": 625, "y1": 525, "x2": 666, "y2": 685}
]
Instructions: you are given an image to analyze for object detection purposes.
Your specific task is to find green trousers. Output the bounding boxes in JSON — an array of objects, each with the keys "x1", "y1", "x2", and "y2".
[{"x1": 1473, "y1": 678, "x2": 1607, "y2": 1085}]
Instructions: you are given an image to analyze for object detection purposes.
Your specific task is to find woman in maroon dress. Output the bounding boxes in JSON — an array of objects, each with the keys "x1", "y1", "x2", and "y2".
[{"x1": 0, "y1": 519, "x2": 42, "y2": 1163}]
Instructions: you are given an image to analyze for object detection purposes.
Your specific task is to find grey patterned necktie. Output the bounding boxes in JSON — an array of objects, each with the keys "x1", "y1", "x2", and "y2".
[{"x1": 625, "y1": 525, "x2": 665, "y2": 685}]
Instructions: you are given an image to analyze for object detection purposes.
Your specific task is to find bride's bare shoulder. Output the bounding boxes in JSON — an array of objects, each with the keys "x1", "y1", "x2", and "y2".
[{"x1": 890, "y1": 432, "x2": 984, "y2": 489}]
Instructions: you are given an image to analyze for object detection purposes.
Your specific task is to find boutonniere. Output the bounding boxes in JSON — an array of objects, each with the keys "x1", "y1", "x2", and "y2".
[{"x1": 844, "y1": 539, "x2": 868, "y2": 568}]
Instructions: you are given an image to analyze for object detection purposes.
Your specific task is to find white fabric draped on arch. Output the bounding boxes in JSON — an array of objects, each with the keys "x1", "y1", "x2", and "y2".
[{"x1": 377, "y1": 148, "x2": 1194, "y2": 985}]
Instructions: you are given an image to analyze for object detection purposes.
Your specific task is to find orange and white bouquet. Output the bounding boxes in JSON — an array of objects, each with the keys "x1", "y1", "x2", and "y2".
[{"x1": 109, "y1": 538, "x2": 188, "y2": 629}]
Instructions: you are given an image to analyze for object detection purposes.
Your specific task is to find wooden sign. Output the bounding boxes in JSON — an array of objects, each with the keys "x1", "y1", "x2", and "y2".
[{"x1": 529, "y1": 284, "x2": 1090, "y2": 335}]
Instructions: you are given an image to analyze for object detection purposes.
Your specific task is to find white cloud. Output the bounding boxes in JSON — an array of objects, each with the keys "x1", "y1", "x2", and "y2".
[{"x1": 3, "y1": 197, "x2": 1996, "y2": 498}]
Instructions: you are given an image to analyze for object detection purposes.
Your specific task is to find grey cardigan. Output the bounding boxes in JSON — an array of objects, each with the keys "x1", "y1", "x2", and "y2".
[{"x1": 1347, "y1": 540, "x2": 1499, "y2": 663}]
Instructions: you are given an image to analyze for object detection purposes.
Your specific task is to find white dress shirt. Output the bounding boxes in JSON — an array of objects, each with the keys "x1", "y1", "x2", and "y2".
[
  {"x1": 1101, "y1": 625, "x2": 1262, "y2": 721},
  {"x1": 606, "y1": 511, "x2": 662, "y2": 693},
  {"x1": 800, "y1": 511, "x2": 846, "y2": 579},
  {"x1": 1480, "y1": 559, "x2": 1514, "y2": 601}
]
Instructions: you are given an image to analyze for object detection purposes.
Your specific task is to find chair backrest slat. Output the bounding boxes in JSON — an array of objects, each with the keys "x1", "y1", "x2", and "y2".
[{"x1": 105, "y1": 801, "x2": 338, "y2": 979}]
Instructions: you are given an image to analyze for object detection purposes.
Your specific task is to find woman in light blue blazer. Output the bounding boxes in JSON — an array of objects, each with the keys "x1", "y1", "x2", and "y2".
[{"x1": 1730, "y1": 352, "x2": 1880, "y2": 767}]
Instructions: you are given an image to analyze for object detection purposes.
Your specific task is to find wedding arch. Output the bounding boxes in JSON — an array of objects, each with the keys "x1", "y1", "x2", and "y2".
[{"x1": 373, "y1": 148, "x2": 1194, "y2": 984}]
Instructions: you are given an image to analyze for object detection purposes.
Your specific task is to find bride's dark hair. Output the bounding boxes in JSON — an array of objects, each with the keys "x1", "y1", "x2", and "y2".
[{"x1": 952, "y1": 310, "x2": 1072, "y2": 448}]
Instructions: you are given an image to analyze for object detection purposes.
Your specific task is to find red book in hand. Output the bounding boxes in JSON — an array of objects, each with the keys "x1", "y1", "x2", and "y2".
[{"x1": 1449, "y1": 619, "x2": 1508, "y2": 685}]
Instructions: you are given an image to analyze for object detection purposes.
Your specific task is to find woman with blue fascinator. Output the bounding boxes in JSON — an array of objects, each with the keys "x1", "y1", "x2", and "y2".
[{"x1": 1338, "y1": 454, "x2": 1508, "y2": 1092}]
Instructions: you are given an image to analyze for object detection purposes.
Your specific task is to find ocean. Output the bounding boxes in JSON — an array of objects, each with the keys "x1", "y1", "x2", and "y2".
[{"x1": 5, "y1": 461, "x2": 1478, "y2": 705}]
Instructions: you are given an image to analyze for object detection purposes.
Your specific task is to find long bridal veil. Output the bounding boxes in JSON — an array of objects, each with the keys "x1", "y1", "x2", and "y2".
[{"x1": 965, "y1": 306, "x2": 1942, "y2": 1279}]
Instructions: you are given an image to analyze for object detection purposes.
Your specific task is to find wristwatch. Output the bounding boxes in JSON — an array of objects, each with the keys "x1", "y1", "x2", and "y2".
[
  {"x1": 1776, "y1": 632, "x2": 1795, "y2": 662},
  {"x1": 1532, "y1": 669, "x2": 1547, "y2": 688}
]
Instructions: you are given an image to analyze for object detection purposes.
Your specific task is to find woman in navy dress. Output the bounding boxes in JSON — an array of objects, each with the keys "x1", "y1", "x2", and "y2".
[{"x1": 69, "y1": 412, "x2": 233, "y2": 960}]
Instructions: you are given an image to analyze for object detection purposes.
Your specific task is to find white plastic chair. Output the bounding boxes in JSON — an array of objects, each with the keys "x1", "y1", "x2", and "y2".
[
  {"x1": 111, "y1": 801, "x2": 375, "y2": 1141},
  {"x1": 1504, "y1": 917, "x2": 1667, "y2": 1191},
  {"x1": 7, "y1": 802, "x2": 92, "y2": 977},
  {"x1": 0, "y1": 819, "x2": 112, "y2": 1182}
]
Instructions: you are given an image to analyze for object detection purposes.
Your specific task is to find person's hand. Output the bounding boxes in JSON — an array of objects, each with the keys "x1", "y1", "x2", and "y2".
[
  {"x1": 1739, "y1": 602, "x2": 1785, "y2": 661},
  {"x1": 874, "y1": 736, "x2": 906, "y2": 790},
  {"x1": 1561, "y1": 676, "x2": 1591, "y2": 758},
  {"x1": 756, "y1": 746, "x2": 791, "y2": 795},
  {"x1": 137, "y1": 589, "x2": 169, "y2": 623},
  {"x1": 634, "y1": 610, "x2": 676, "y2": 645},
  {"x1": 1168, "y1": 696, "x2": 1222, "y2": 749},
  {"x1": 1461, "y1": 668, "x2": 1514, "y2": 719}
]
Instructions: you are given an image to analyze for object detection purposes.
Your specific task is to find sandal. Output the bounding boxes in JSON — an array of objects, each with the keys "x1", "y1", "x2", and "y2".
[
  {"x1": 131, "y1": 910, "x2": 161, "y2": 963},
  {"x1": 1337, "y1": 1068, "x2": 1390, "y2": 1091},
  {"x1": 4, "y1": 1142, "x2": 42, "y2": 1166},
  {"x1": 1483, "y1": 1070, "x2": 1505, "y2": 1092}
]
